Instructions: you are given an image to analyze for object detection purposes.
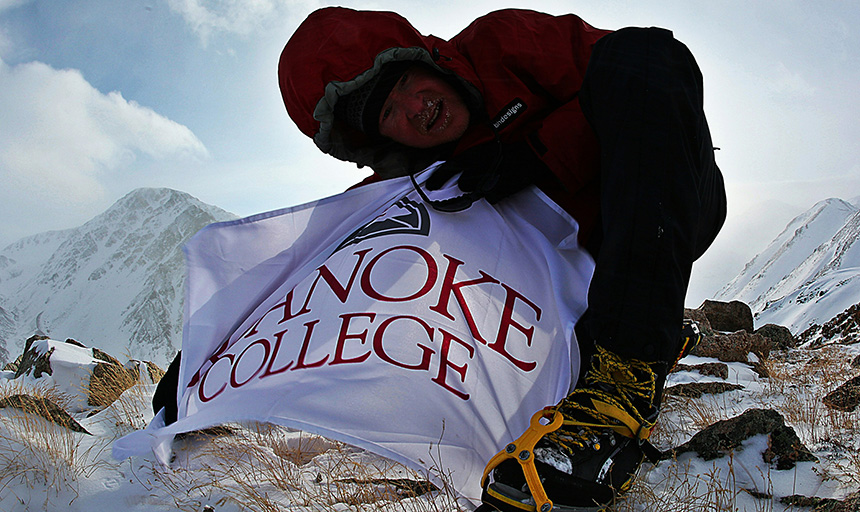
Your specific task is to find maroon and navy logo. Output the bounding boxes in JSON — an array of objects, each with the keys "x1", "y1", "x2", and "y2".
[{"x1": 335, "y1": 197, "x2": 430, "y2": 253}]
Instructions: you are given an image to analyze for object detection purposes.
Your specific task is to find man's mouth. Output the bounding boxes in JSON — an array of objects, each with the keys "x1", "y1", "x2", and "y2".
[{"x1": 420, "y1": 98, "x2": 450, "y2": 134}]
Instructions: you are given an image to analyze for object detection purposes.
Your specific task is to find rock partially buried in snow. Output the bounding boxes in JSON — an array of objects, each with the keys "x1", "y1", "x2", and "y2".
[
  {"x1": 664, "y1": 382, "x2": 743, "y2": 398},
  {"x1": 782, "y1": 490, "x2": 860, "y2": 512},
  {"x1": 755, "y1": 323, "x2": 798, "y2": 350},
  {"x1": 6, "y1": 336, "x2": 164, "y2": 412},
  {"x1": 664, "y1": 408, "x2": 816, "y2": 470},
  {"x1": 0, "y1": 394, "x2": 90, "y2": 434},
  {"x1": 822, "y1": 374, "x2": 860, "y2": 412},
  {"x1": 670, "y1": 361, "x2": 729, "y2": 379},
  {"x1": 690, "y1": 330, "x2": 773, "y2": 363}
]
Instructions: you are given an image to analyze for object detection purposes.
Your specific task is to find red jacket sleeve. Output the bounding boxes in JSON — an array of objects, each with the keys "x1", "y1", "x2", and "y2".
[{"x1": 451, "y1": 9, "x2": 610, "y2": 240}]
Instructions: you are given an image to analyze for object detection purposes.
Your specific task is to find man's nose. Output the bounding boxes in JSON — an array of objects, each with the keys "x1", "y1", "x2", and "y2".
[{"x1": 391, "y1": 89, "x2": 424, "y2": 117}]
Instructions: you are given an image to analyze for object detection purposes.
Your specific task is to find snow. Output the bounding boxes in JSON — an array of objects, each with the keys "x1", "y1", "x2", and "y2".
[
  {"x1": 716, "y1": 197, "x2": 860, "y2": 333},
  {"x1": 0, "y1": 188, "x2": 236, "y2": 367},
  {"x1": 2, "y1": 190, "x2": 859, "y2": 510},
  {"x1": 3, "y1": 337, "x2": 860, "y2": 511}
]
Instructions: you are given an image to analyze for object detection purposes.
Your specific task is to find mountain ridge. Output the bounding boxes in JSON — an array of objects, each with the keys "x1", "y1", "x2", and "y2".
[
  {"x1": 716, "y1": 196, "x2": 860, "y2": 335},
  {"x1": 0, "y1": 187, "x2": 237, "y2": 365}
]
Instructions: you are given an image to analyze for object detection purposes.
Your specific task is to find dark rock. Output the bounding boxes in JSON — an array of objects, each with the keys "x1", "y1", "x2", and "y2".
[
  {"x1": 690, "y1": 330, "x2": 773, "y2": 363},
  {"x1": 782, "y1": 490, "x2": 860, "y2": 512},
  {"x1": 0, "y1": 394, "x2": 90, "y2": 434},
  {"x1": 13, "y1": 336, "x2": 54, "y2": 379},
  {"x1": 822, "y1": 375, "x2": 860, "y2": 412},
  {"x1": 665, "y1": 382, "x2": 743, "y2": 398},
  {"x1": 755, "y1": 324, "x2": 797, "y2": 350},
  {"x1": 699, "y1": 300, "x2": 754, "y2": 333},
  {"x1": 144, "y1": 360, "x2": 165, "y2": 383},
  {"x1": 750, "y1": 360, "x2": 770, "y2": 379},
  {"x1": 684, "y1": 308, "x2": 714, "y2": 336},
  {"x1": 671, "y1": 362, "x2": 729, "y2": 379},
  {"x1": 333, "y1": 478, "x2": 438, "y2": 498},
  {"x1": 851, "y1": 355, "x2": 860, "y2": 368},
  {"x1": 65, "y1": 338, "x2": 87, "y2": 348},
  {"x1": 664, "y1": 408, "x2": 816, "y2": 470},
  {"x1": 92, "y1": 347, "x2": 123, "y2": 366},
  {"x1": 800, "y1": 301, "x2": 860, "y2": 347}
]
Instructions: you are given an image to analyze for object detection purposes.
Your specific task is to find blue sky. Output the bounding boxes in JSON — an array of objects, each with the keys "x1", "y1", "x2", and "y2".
[{"x1": 1, "y1": 0, "x2": 859, "y2": 305}]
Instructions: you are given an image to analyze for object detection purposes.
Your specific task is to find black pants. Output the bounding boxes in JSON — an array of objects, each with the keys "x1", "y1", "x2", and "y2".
[{"x1": 576, "y1": 27, "x2": 726, "y2": 369}]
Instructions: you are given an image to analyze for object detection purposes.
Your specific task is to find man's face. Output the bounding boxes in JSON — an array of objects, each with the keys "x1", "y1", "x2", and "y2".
[{"x1": 377, "y1": 65, "x2": 470, "y2": 148}]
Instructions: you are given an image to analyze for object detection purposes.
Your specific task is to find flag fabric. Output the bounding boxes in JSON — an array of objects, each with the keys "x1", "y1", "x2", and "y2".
[{"x1": 114, "y1": 169, "x2": 595, "y2": 505}]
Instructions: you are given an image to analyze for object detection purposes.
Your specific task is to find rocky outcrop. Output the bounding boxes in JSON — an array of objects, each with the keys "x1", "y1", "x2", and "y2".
[
  {"x1": 782, "y1": 490, "x2": 860, "y2": 512},
  {"x1": 689, "y1": 330, "x2": 773, "y2": 363},
  {"x1": 671, "y1": 362, "x2": 729, "y2": 379},
  {"x1": 10, "y1": 334, "x2": 52, "y2": 378},
  {"x1": 0, "y1": 394, "x2": 90, "y2": 434},
  {"x1": 822, "y1": 375, "x2": 860, "y2": 412},
  {"x1": 664, "y1": 408, "x2": 816, "y2": 470},
  {"x1": 755, "y1": 323, "x2": 798, "y2": 350},
  {"x1": 664, "y1": 382, "x2": 743, "y2": 398},
  {"x1": 698, "y1": 300, "x2": 754, "y2": 333},
  {"x1": 800, "y1": 301, "x2": 860, "y2": 347},
  {"x1": 6, "y1": 336, "x2": 163, "y2": 411}
]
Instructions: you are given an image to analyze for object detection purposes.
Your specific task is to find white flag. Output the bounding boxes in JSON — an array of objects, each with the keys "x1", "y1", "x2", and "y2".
[{"x1": 114, "y1": 169, "x2": 594, "y2": 506}]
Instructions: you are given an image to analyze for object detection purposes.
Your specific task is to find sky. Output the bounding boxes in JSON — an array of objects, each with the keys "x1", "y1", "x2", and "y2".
[{"x1": 1, "y1": 0, "x2": 858, "y2": 306}]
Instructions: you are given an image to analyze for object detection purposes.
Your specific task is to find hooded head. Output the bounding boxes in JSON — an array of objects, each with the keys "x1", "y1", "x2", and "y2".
[
  {"x1": 279, "y1": 7, "x2": 481, "y2": 178},
  {"x1": 334, "y1": 61, "x2": 411, "y2": 138}
]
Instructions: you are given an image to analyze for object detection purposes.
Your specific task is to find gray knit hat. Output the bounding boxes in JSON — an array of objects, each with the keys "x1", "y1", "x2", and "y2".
[{"x1": 336, "y1": 62, "x2": 410, "y2": 137}]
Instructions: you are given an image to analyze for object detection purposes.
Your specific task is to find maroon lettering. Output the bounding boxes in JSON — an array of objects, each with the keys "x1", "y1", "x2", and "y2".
[
  {"x1": 241, "y1": 248, "x2": 370, "y2": 338},
  {"x1": 293, "y1": 319, "x2": 328, "y2": 370},
  {"x1": 230, "y1": 338, "x2": 271, "y2": 388},
  {"x1": 312, "y1": 248, "x2": 372, "y2": 303},
  {"x1": 188, "y1": 337, "x2": 230, "y2": 387},
  {"x1": 433, "y1": 328, "x2": 475, "y2": 400},
  {"x1": 197, "y1": 350, "x2": 234, "y2": 403},
  {"x1": 330, "y1": 312, "x2": 376, "y2": 365},
  {"x1": 488, "y1": 283, "x2": 541, "y2": 371},
  {"x1": 240, "y1": 289, "x2": 305, "y2": 338},
  {"x1": 372, "y1": 315, "x2": 435, "y2": 370},
  {"x1": 429, "y1": 254, "x2": 500, "y2": 344},
  {"x1": 361, "y1": 246, "x2": 438, "y2": 302},
  {"x1": 260, "y1": 329, "x2": 293, "y2": 377}
]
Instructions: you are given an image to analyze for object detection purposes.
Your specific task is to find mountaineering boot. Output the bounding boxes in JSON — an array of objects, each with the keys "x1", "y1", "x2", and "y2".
[{"x1": 480, "y1": 321, "x2": 702, "y2": 512}]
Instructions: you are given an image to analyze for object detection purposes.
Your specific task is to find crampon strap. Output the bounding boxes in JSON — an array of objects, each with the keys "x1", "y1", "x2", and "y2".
[
  {"x1": 481, "y1": 402, "x2": 663, "y2": 511},
  {"x1": 481, "y1": 409, "x2": 562, "y2": 512}
]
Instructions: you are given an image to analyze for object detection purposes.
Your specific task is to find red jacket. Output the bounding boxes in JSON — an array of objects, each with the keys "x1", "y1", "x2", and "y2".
[{"x1": 279, "y1": 7, "x2": 611, "y2": 243}]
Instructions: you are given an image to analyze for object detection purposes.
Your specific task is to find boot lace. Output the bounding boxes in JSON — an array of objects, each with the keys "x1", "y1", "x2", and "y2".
[{"x1": 545, "y1": 346, "x2": 658, "y2": 454}]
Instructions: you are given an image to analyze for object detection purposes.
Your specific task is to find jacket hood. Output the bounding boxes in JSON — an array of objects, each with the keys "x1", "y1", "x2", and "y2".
[{"x1": 279, "y1": 7, "x2": 482, "y2": 178}]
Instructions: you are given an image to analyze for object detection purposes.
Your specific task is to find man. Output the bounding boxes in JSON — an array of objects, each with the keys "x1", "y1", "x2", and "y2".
[{"x1": 279, "y1": 7, "x2": 726, "y2": 511}]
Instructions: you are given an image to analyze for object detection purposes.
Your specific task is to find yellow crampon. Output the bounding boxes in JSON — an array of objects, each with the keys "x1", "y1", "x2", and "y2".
[
  {"x1": 481, "y1": 347, "x2": 663, "y2": 512},
  {"x1": 481, "y1": 409, "x2": 563, "y2": 512}
]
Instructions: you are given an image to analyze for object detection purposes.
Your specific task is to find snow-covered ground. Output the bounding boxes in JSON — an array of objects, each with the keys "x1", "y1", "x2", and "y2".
[{"x1": 2, "y1": 338, "x2": 859, "y2": 511}]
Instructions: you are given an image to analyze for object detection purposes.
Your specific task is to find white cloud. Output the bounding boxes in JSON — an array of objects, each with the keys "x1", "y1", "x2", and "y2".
[
  {"x1": 0, "y1": 58, "x2": 208, "y2": 245},
  {"x1": 0, "y1": 0, "x2": 30, "y2": 13},
  {"x1": 166, "y1": 0, "x2": 316, "y2": 43}
]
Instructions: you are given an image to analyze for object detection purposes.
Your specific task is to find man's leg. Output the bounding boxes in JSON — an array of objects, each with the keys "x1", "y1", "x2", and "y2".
[
  {"x1": 482, "y1": 28, "x2": 726, "y2": 512},
  {"x1": 578, "y1": 26, "x2": 726, "y2": 365}
]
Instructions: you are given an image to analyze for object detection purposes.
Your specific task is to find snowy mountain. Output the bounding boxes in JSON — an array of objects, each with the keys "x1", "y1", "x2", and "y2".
[
  {"x1": 715, "y1": 197, "x2": 860, "y2": 334},
  {"x1": 0, "y1": 188, "x2": 236, "y2": 366}
]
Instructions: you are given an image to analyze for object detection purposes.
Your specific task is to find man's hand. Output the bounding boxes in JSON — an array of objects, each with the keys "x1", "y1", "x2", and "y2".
[{"x1": 425, "y1": 139, "x2": 552, "y2": 204}]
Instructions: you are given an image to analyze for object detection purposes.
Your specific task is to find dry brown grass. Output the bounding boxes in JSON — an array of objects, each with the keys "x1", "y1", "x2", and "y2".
[
  {"x1": 761, "y1": 345, "x2": 860, "y2": 444},
  {"x1": 0, "y1": 381, "x2": 113, "y2": 507},
  {"x1": 147, "y1": 422, "x2": 464, "y2": 512}
]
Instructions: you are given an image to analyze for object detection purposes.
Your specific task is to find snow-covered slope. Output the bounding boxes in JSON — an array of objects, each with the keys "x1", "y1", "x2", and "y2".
[
  {"x1": 0, "y1": 188, "x2": 236, "y2": 365},
  {"x1": 716, "y1": 197, "x2": 860, "y2": 333}
]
